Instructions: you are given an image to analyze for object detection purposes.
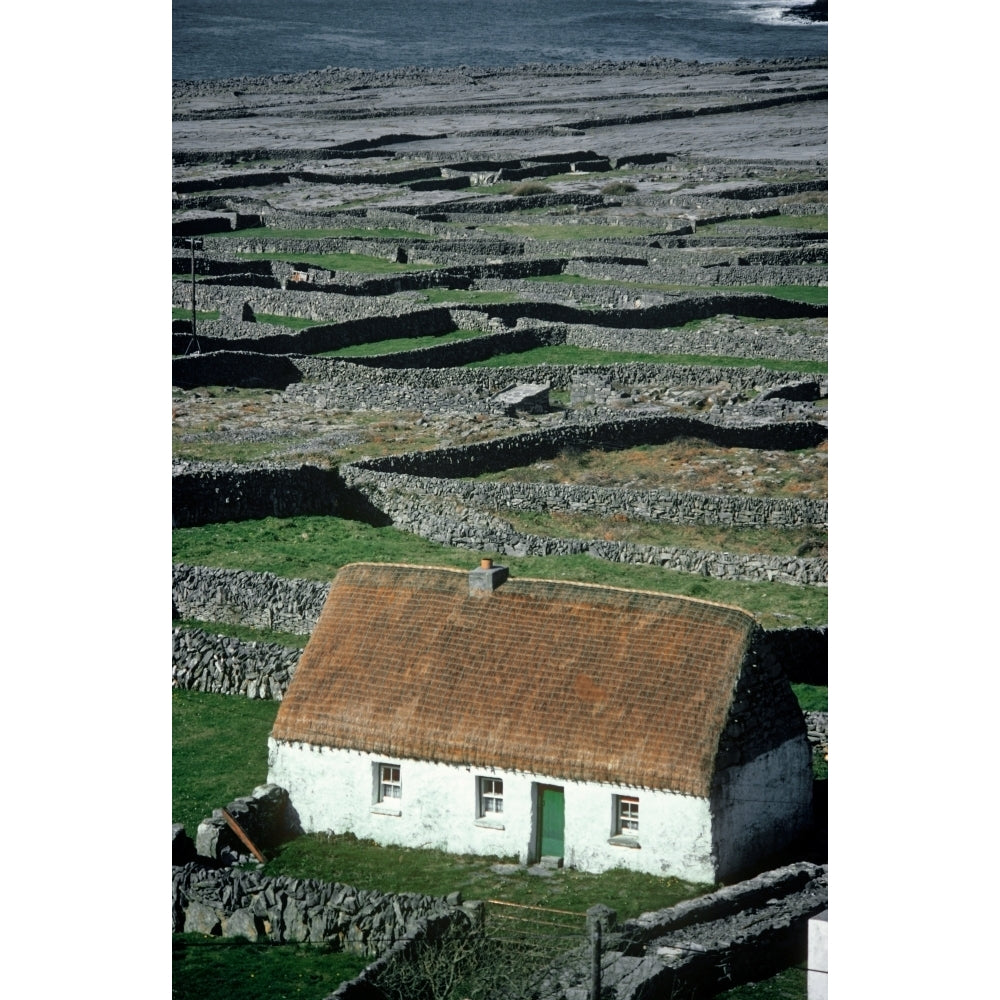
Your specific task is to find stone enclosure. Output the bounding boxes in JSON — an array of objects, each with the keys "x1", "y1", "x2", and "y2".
[{"x1": 173, "y1": 55, "x2": 828, "y2": 998}]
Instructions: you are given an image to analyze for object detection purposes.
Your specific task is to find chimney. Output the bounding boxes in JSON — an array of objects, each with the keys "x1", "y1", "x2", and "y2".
[{"x1": 469, "y1": 557, "x2": 509, "y2": 595}]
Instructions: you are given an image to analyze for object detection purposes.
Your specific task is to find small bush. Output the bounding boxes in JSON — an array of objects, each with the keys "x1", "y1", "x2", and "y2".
[
  {"x1": 510, "y1": 181, "x2": 553, "y2": 196},
  {"x1": 601, "y1": 181, "x2": 637, "y2": 195}
]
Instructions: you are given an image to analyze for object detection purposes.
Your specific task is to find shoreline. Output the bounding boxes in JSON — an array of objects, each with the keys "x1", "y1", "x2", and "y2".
[{"x1": 173, "y1": 54, "x2": 828, "y2": 95}]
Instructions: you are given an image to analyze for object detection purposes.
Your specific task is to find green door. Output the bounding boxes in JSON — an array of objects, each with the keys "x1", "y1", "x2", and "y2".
[{"x1": 538, "y1": 785, "x2": 565, "y2": 858}]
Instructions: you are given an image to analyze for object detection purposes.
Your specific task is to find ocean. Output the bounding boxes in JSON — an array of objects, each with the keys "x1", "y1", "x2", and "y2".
[{"x1": 172, "y1": 0, "x2": 827, "y2": 81}]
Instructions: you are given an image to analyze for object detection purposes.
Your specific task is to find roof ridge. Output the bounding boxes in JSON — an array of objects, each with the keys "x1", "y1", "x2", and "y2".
[{"x1": 334, "y1": 561, "x2": 756, "y2": 620}]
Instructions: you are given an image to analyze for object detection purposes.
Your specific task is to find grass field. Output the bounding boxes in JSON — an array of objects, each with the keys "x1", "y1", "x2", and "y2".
[
  {"x1": 317, "y1": 328, "x2": 485, "y2": 358},
  {"x1": 173, "y1": 935, "x2": 370, "y2": 1000},
  {"x1": 172, "y1": 515, "x2": 827, "y2": 628},
  {"x1": 172, "y1": 690, "x2": 278, "y2": 835}
]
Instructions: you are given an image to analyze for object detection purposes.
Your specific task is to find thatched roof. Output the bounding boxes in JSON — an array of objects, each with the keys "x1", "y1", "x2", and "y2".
[{"x1": 271, "y1": 563, "x2": 760, "y2": 797}]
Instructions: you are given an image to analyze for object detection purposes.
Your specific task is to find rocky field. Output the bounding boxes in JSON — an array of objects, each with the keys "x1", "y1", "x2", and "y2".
[{"x1": 172, "y1": 56, "x2": 828, "y2": 615}]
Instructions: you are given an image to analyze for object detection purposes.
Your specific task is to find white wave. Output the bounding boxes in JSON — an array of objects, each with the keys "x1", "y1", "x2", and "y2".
[{"x1": 724, "y1": 0, "x2": 823, "y2": 28}]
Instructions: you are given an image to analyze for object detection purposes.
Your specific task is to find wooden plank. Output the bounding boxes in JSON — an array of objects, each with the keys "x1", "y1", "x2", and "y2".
[{"x1": 221, "y1": 808, "x2": 266, "y2": 863}]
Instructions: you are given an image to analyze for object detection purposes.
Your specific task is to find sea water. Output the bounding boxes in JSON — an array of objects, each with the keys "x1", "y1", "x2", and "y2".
[{"x1": 172, "y1": 0, "x2": 827, "y2": 81}]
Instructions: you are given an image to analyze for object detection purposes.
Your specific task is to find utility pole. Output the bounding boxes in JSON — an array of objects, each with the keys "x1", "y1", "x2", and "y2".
[{"x1": 186, "y1": 237, "x2": 203, "y2": 354}]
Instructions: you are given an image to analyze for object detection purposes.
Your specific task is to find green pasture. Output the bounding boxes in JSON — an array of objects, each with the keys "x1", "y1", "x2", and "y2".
[
  {"x1": 172, "y1": 515, "x2": 827, "y2": 628},
  {"x1": 318, "y1": 328, "x2": 485, "y2": 358}
]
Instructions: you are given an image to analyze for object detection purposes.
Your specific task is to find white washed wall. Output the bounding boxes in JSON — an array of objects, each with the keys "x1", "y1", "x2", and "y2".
[
  {"x1": 561, "y1": 780, "x2": 715, "y2": 883},
  {"x1": 267, "y1": 739, "x2": 717, "y2": 882},
  {"x1": 710, "y1": 736, "x2": 813, "y2": 879}
]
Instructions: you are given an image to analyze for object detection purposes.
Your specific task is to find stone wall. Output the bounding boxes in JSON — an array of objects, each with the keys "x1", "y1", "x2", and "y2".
[
  {"x1": 344, "y1": 413, "x2": 827, "y2": 478},
  {"x1": 335, "y1": 483, "x2": 826, "y2": 585},
  {"x1": 172, "y1": 461, "x2": 340, "y2": 527},
  {"x1": 173, "y1": 305, "x2": 457, "y2": 355},
  {"x1": 760, "y1": 625, "x2": 828, "y2": 686},
  {"x1": 172, "y1": 860, "x2": 474, "y2": 957},
  {"x1": 564, "y1": 319, "x2": 827, "y2": 363},
  {"x1": 173, "y1": 284, "x2": 826, "y2": 351},
  {"x1": 594, "y1": 861, "x2": 830, "y2": 1000},
  {"x1": 345, "y1": 471, "x2": 827, "y2": 529},
  {"x1": 174, "y1": 346, "x2": 818, "y2": 396},
  {"x1": 172, "y1": 627, "x2": 301, "y2": 700},
  {"x1": 171, "y1": 414, "x2": 826, "y2": 582},
  {"x1": 193, "y1": 783, "x2": 302, "y2": 862},
  {"x1": 172, "y1": 564, "x2": 330, "y2": 633}
]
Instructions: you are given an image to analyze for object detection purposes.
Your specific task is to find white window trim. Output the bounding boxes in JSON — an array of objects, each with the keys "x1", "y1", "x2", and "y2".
[
  {"x1": 609, "y1": 794, "x2": 640, "y2": 848},
  {"x1": 475, "y1": 775, "x2": 505, "y2": 830},
  {"x1": 373, "y1": 762, "x2": 402, "y2": 816}
]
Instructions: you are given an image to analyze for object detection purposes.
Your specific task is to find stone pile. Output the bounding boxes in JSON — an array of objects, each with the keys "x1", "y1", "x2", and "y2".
[{"x1": 194, "y1": 783, "x2": 302, "y2": 862}]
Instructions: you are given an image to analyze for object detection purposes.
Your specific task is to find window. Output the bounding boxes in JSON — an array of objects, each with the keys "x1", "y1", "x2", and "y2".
[
  {"x1": 478, "y1": 777, "x2": 503, "y2": 817},
  {"x1": 616, "y1": 795, "x2": 639, "y2": 835},
  {"x1": 378, "y1": 763, "x2": 401, "y2": 802}
]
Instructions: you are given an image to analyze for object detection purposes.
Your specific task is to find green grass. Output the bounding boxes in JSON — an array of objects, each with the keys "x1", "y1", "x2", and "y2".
[
  {"x1": 173, "y1": 308, "x2": 221, "y2": 321},
  {"x1": 235, "y1": 251, "x2": 435, "y2": 273},
  {"x1": 204, "y1": 226, "x2": 435, "y2": 240},
  {"x1": 267, "y1": 832, "x2": 710, "y2": 920},
  {"x1": 465, "y1": 343, "x2": 827, "y2": 375},
  {"x1": 496, "y1": 508, "x2": 827, "y2": 559},
  {"x1": 172, "y1": 435, "x2": 327, "y2": 465},
  {"x1": 317, "y1": 329, "x2": 486, "y2": 359},
  {"x1": 172, "y1": 515, "x2": 827, "y2": 628},
  {"x1": 172, "y1": 689, "x2": 279, "y2": 835},
  {"x1": 254, "y1": 313, "x2": 328, "y2": 329},
  {"x1": 172, "y1": 935, "x2": 370, "y2": 1000},
  {"x1": 716, "y1": 965, "x2": 807, "y2": 999},
  {"x1": 791, "y1": 684, "x2": 828, "y2": 713}
]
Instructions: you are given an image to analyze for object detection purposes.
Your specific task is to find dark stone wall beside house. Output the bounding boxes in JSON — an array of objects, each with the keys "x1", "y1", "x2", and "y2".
[{"x1": 171, "y1": 462, "x2": 340, "y2": 527}]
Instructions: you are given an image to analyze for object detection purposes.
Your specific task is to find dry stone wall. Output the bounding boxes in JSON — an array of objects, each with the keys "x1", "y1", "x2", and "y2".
[
  {"x1": 172, "y1": 461, "x2": 340, "y2": 527},
  {"x1": 172, "y1": 564, "x2": 329, "y2": 633},
  {"x1": 172, "y1": 861, "x2": 472, "y2": 957},
  {"x1": 338, "y1": 475, "x2": 826, "y2": 585},
  {"x1": 349, "y1": 471, "x2": 827, "y2": 529},
  {"x1": 345, "y1": 414, "x2": 827, "y2": 478},
  {"x1": 172, "y1": 627, "x2": 300, "y2": 700},
  {"x1": 174, "y1": 346, "x2": 817, "y2": 396},
  {"x1": 564, "y1": 320, "x2": 827, "y2": 362},
  {"x1": 171, "y1": 414, "x2": 826, "y2": 581}
]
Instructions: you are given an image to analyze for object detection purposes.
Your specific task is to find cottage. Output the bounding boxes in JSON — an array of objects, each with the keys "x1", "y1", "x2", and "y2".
[{"x1": 267, "y1": 562, "x2": 812, "y2": 883}]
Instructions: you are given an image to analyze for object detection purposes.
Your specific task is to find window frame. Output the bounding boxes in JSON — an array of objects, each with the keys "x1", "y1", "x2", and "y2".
[
  {"x1": 609, "y1": 794, "x2": 640, "y2": 848},
  {"x1": 616, "y1": 795, "x2": 639, "y2": 834},
  {"x1": 372, "y1": 762, "x2": 402, "y2": 816},
  {"x1": 475, "y1": 775, "x2": 505, "y2": 830}
]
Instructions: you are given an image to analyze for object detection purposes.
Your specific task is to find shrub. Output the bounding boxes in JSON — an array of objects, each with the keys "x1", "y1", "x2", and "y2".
[
  {"x1": 601, "y1": 181, "x2": 637, "y2": 195},
  {"x1": 510, "y1": 181, "x2": 553, "y2": 196}
]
